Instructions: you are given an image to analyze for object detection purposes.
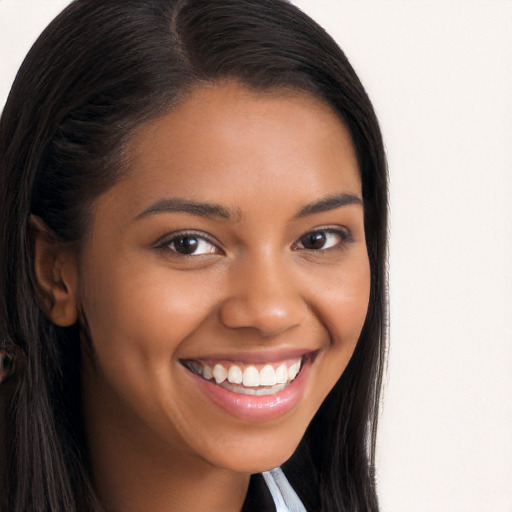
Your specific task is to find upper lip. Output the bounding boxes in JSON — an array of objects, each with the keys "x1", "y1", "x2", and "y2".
[{"x1": 179, "y1": 347, "x2": 319, "y2": 365}]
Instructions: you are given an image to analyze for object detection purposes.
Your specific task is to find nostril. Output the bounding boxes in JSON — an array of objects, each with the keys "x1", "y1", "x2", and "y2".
[{"x1": 218, "y1": 294, "x2": 303, "y2": 337}]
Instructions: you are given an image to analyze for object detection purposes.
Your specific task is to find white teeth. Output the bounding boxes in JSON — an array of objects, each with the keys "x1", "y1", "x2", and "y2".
[
  {"x1": 259, "y1": 365, "x2": 277, "y2": 386},
  {"x1": 242, "y1": 366, "x2": 260, "y2": 387},
  {"x1": 227, "y1": 383, "x2": 287, "y2": 396},
  {"x1": 202, "y1": 364, "x2": 213, "y2": 380},
  {"x1": 275, "y1": 364, "x2": 288, "y2": 384},
  {"x1": 288, "y1": 361, "x2": 301, "y2": 381},
  {"x1": 213, "y1": 364, "x2": 227, "y2": 384},
  {"x1": 227, "y1": 365, "x2": 243, "y2": 384},
  {"x1": 189, "y1": 357, "x2": 304, "y2": 390}
]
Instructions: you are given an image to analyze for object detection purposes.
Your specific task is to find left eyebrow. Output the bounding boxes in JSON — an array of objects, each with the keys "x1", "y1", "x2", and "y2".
[{"x1": 295, "y1": 193, "x2": 363, "y2": 218}]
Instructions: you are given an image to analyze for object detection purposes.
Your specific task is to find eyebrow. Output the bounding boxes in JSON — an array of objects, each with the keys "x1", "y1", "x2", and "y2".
[
  {"x1": 295, "y1": 193, "x2": 363, "y2": 218},
  {"x1": 135, "y1": 192, "x2": 362, "y2": 223},
  {"x1": 136, "y1": 197, "x2": 240, "y2": 221}
]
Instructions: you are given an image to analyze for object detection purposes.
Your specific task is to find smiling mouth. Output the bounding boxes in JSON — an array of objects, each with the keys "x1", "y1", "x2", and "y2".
[{"x1": 181, "y1": 357, "x2": 307, "y2": 396}]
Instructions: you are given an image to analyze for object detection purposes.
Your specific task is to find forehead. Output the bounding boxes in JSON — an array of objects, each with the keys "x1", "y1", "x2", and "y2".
[{"x1": 110, "y1": 81, "x2": 361, "y2": 216}]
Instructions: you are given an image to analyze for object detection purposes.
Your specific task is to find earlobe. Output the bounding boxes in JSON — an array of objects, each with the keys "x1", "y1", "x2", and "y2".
[{"x1": 30, "y1": 216, "x2": 79, "y2": 327}]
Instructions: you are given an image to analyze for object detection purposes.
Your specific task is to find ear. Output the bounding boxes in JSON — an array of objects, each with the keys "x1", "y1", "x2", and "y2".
[{"x1": 30, "y1": 216, "x2": 79, "y2": 327}]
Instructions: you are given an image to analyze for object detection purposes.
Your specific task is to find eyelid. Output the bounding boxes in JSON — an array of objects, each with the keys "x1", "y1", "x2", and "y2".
[
  {"x1": 154, "y1": 230, "x2": 223, "y2": 255},
  {"x1": 293, "y1": 226, "x2": 353, "y2": 251}
]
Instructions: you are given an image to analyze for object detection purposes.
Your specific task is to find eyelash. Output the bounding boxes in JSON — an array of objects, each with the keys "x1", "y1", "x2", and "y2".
[
  {"x1": 155, "y1": 231, "x2": 221, "y2": 257},
  {"x1": 155, "y1": 227, "x2": 352, "y2": 257},
  {"x1": 292, "y1": 227, "x2": 353, "y2": 252}
]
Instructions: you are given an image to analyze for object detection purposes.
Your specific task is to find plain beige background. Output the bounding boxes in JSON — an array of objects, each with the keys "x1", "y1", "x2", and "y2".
[{"x1": 1, "y1": 1, "x2": 512, "y2": 511}]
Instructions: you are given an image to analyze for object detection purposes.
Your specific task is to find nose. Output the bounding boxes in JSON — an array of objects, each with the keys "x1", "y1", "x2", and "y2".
[{"x1": 219, "y1": 252, "x2": 307, "y2": 338}]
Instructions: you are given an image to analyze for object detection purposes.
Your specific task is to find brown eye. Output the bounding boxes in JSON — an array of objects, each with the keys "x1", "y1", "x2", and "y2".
[
  {"x1": 173, "y1": 236, "x2": 199, "y2": 254},
  {"x1": 300, "y1": 231, "x2": 327, "y2": 250},
  {"x1": 295, "y1": 229, "x2": 350, "y2": 251},
  {"x1": 164, "y1": 233, "x2": 218, "y2": 256}
]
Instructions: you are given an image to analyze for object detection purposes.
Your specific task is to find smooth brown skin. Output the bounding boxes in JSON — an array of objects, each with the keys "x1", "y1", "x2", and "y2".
[{"x1": 34, "y1": 82, "x2": 371, "y2": 512}]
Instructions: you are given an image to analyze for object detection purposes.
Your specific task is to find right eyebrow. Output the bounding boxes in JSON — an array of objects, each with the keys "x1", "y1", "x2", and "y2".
[{"x1": 135, "y1": 197, "x2": 241, "y2": 222}]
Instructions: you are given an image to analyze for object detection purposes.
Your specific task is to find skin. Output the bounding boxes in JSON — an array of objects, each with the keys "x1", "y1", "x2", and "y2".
[{"x1": 35, "y1": 81, "x2": 370, "y2": 511}]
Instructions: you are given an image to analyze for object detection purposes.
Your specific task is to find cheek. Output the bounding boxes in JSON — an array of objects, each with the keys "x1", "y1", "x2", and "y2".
[
  {"x1": 78, "y1": 256, "x2": 225, "y2": 440},
  {"x1": 315, "y1": 254, "x2": 371, "y2": 375},
  {"x1": 115, "y1": 278, "x2": 213, "y2": 351},
  {"x1": 78, "y1": 252, "x2": 219, "y2": 380},
  {"x1": 323, "y1": 251, "x2": 370, "y2": 330}
]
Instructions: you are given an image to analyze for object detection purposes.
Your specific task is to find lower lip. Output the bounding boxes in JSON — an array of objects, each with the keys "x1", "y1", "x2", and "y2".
[{"x1": 184, "y1": 360, "x2": 311, "y2": 422}]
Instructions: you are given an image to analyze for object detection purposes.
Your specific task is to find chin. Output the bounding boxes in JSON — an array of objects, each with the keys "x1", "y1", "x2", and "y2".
[{"x1": 200, "y1": 425, "x2": 305, "y2": 475}]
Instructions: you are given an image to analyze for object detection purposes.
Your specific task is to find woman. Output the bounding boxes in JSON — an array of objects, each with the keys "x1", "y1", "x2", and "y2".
[{"x1": 0, "y1": 1, "x2": 388, "y2": 510}]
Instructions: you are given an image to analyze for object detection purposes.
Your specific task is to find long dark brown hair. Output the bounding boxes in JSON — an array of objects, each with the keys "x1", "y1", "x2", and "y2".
[{"x1": 0, "y1": 1, "x2": 388, "y2": 510}]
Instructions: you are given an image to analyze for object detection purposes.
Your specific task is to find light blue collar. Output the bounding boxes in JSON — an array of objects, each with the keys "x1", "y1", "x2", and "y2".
[{"x1": 262, "y1": 467, "x2": 307, "y2": 512}]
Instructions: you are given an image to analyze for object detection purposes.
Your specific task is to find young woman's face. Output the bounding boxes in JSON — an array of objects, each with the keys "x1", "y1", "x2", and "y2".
[{"x1": 79, "y1": 82, "x2": 370, "y2": 474}]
